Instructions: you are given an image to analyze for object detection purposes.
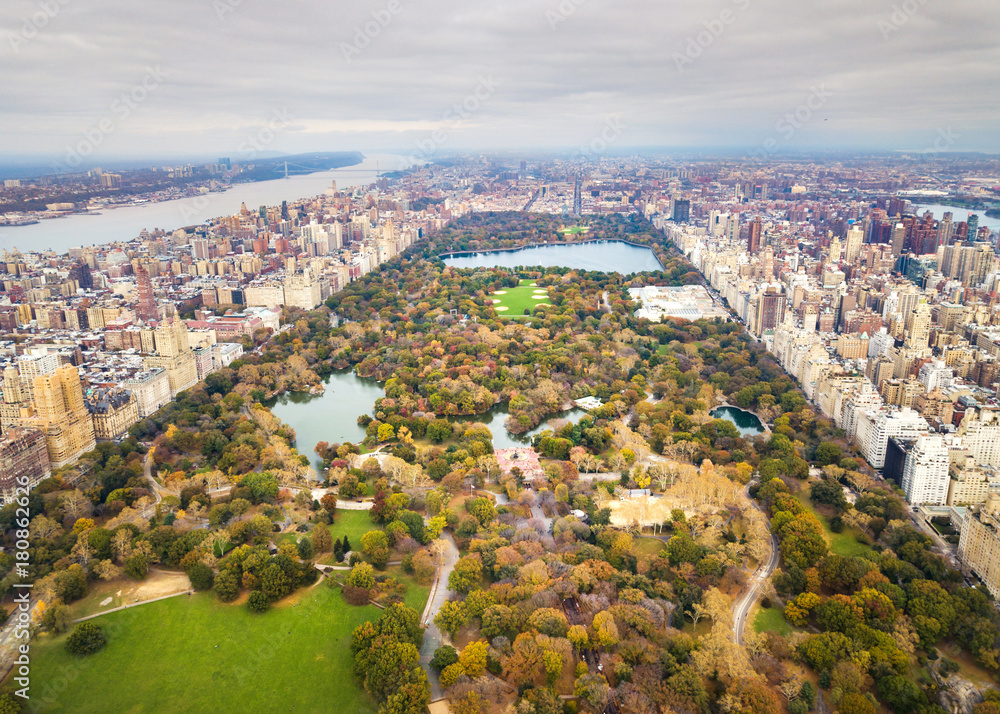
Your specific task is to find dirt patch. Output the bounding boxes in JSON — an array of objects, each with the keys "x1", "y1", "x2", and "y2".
[{"x1": 130, "y1": 569, "x2": 191, "y2": 601}]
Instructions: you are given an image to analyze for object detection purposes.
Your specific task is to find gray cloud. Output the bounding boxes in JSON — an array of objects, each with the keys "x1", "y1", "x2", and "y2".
[{"x1": 1, "y1": 0, "x2": 997, "y2": 160}]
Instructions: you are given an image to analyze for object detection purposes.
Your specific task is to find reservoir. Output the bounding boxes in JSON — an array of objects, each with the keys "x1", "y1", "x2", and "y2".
[
  {"x1": 0, "y1": 153, "x2": 412, "y2": 254},
  {"x1": 266, "y1": 369, "x2": 589, "y2": 469},
  {"x1": 709, "y1": 406, "x2": 766, "y2": 436},
  {"x1": 442, "y1": 240, "x2": 664, "y2": 274}
]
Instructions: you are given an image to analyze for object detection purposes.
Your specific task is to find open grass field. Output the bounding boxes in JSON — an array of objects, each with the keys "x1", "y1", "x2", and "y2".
[
  {"x1": 795, "y1": 490, "x2": 872, "y2": 558},
  {"x1": 491, "y1": 278, "x2": 551, "y2": 317},
  {"x1": 281, "y1": 508, "x2": 378, "y2": 554},
  {"x1": 753, "y1": 604, "x2": 793, "y2": 637},
  {"x1": 23, "y1": 572, "x2": 429, "y2": 714},
  {"x1": 633, "y1": 537, "x2": 666, "y2": 559},
  {"x1": 559, "y1": 226, "x2": 590, "y2": 235}
]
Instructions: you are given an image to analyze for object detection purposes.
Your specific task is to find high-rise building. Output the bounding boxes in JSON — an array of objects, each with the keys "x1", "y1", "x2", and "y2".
[
  {"x1": 191, "y1": 238, "x2": 209, "y2": 261},
  {"x1": 939, "y1": 212, "x2": 954, "y2": 246},
  {"x1": 890, "y1": 222, "x2": 907, "y2": 256},
  {"x1": 844, "y1": 227, "x2": 863, "y2": 263},
  {"x1": 756, "y1": 288, "x2": 786, "y2": 334},
  {"x1": 958, "y1": 493, "x2": 1000, "y2": 598},
  {"x1": 747, "y1": 218, "x2": 763, "y2": 254},
  {"x1": 947, "y1": 456, "x2": 1000, "y2": 507},
  {"x1": 68, "y1": 261, "x2": 94, "y2": 290},
  {"x1": 0, "y1": 427, "x2": 50, "y2": 504},
  {"x1": 672, "y1": 199, "x2": 690, "y2": 223},
  {"x1": 901, "y1": 434, "x2": 949, "y2": 505},
  {"x1": 956, "y1": 409, "x2": 1000, "y2": 467},
  {"x1": 135, "y1": 266, "x2": 158, "y2": 323},
  {"x1": 142, "y1": 320, "x2": 198, "y2": 397},
  {"x1": 905, "y1": 301, "x2": 931, "y2": 349},
  {"x1": 968, "y1": 214, "x2": 980, "y2": 241},
  {"x1": 858, "y1": 407, "x2": 928, "y2": 469},
  {"x1": 30, "y1": 366, "x2": 96, "y2": 468}
]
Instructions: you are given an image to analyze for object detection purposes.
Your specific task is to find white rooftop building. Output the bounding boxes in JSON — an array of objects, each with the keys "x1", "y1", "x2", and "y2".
[{"x1": 901, "y1": 434, "x2": 950, "y2": 506}]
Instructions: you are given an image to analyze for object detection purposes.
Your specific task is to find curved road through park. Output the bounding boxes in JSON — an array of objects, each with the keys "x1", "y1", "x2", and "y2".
[
  {"x1": 733, "y1": 486, "x2": 780, "y2": 647},
  {"x1": 418, "y1": 531, "x2": 460, "y2": 701}
]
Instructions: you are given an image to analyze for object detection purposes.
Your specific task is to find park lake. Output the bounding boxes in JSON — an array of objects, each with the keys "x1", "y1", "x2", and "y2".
[
  {"x1": 709, "y1": 405, "x2": 766, "y2": 436},
  {"x1": 441, "y1": 240, "x2": 664, "y2": 274},
  {"x1": 266, "y1": 370, "x2": 589, "y2": 471}
]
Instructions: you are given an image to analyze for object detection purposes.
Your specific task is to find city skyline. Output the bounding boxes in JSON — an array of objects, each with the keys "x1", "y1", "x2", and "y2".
[{"x1": 2, "y1": 0, "x2": 999, "y2": 163}]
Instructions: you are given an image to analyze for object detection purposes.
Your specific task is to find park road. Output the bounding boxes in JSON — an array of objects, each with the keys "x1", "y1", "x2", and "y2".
[{"x1": 418, "y1": 532, "x2": 460, "y2": 701}]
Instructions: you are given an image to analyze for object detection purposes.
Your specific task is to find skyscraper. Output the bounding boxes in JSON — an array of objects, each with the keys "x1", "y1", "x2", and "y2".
[
  {"x1": 890, "y1": 222, "x2": 906, "y2": 256},
  {"x1": 901, "y1": 434, "x2": 949, "y2": 505},
  {"x1": 191, "y1": 238, "x2": 209, "y2": 261},
  {"x1": 31, "y1": 366, "x2": 96, "y2": 468},
  {"x1": 68, "y1": 261, "x2": 93, "y2": 290},
  {"x1": 747, "y1": 218, "x2": 763, "y2": 254},
  {"x1": 968, "y1": 214, "x2": 980, "y2": 241},
  {"x1": 905, "y1": 301, "x2": 931, "y2": 349},
  {"x1": 939, "y1": 212, "x2": 954, "y2": 246},
  {"x1": 756, "y1": 288, "x2": 786, "y2": 334},
  {"x1": 844, "y1": 227, "x2": 863, "y2": 263},
  {"x1": 672, "y1": 199, "x2": 690, "y2": 223},
  {"x1": 135, "y1": 266, "x2": 158, "y2": 323}
]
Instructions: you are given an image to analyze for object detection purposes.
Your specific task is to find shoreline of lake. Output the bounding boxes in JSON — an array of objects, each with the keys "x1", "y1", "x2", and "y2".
[{"x1": 710, "y1": 404, "x2": 768, "y2": 437}]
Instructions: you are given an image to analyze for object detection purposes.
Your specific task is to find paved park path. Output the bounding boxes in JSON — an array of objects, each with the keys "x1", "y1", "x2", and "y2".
[
  {"x1": 418, "y1": 532, "x2": 460, "y2": 700},
  {"x1": 733, "y1": 483, "x2": 780, "y2": 646},
  {"x1": 74, "y1": 589, "x2": 194, "y2": 623}
]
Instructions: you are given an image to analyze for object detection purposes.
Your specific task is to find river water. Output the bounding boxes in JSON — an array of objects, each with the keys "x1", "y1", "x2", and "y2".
[
  {"x1": 266, "y1": 369, "x2": 589, "y2": 469},
  {"x1": 913, "y1": 203, "x2": 1000, "y2": 232},
  {"x1": 442, "y1": 240, "x2": 664, "y2": 274},
  {"x1": 0, "y1": 153, "x2": 413, "y2": 254}
]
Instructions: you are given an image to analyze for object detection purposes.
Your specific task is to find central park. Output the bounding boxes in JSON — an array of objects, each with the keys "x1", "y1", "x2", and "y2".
[{"x1": 12, "y1": 213, "x2": 1000, "y2": 714}]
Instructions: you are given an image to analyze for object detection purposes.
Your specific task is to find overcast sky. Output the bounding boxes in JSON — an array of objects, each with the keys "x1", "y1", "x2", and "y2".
[{"x1": 2, "y1": 0, "x2": 998, "y2": 163}]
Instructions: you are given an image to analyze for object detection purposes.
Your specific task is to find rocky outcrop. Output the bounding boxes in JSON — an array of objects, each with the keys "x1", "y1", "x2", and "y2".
[{"x1": 932, "y1": 662, "x2": 996, "y2": 714}]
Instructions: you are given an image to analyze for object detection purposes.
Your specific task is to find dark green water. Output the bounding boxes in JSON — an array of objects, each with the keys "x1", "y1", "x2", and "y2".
[
  {"x1": 265, "y1": 370, "x2": 384, "y2": 468},
  {"x1": 265, "y1": 369, "x2": 589, "y2": 466},
  {"x1": 709, "y1": 406, "x2": 765, "y2": 436}
]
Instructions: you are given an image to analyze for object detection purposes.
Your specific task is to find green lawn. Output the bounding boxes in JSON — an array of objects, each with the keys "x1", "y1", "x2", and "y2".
[
  {"x1": 385, "y1": 566, "x2": 431, "y2": 612},
  {"x1": 490, "y1": 279, "x2": 551, "y2": 317},
  {"x1": 559, "y1": 226, "x2": 590, "y2": 235},
  {"x1": 25, "y1": 569, "x2": 431, "y2": 714},
  {"x1": 753, "y1": 605, "x2": 792, "y2": 636},
  {"x1": 25, "y1": 586, "x2": 389, "y2": 714},
  {"x1": 282, "y1": 509, "x2": 379, "y2": 555},
  {"x1": 633, "y1": 537, "x2": 666, "y2": 558},
  {"x1": 795, "y1": 491, "x2": 872, "y2": 558}
]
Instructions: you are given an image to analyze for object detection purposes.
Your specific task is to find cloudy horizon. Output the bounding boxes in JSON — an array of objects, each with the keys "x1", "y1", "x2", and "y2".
[{"x1": 2, "y1": 0, "x2": 998, "y2": 164}]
